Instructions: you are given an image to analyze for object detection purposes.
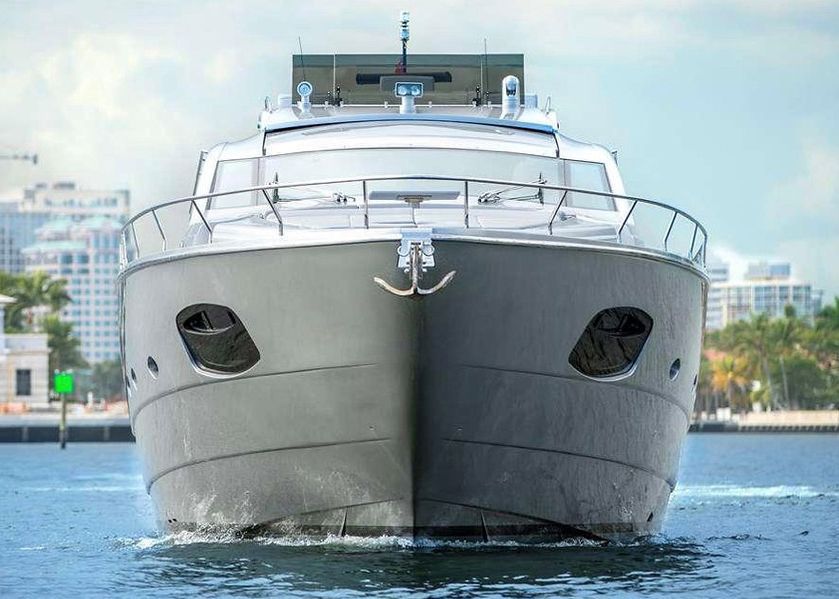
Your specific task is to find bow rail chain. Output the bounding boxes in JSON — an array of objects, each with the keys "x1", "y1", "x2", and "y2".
[{"x1": 120, "y1": 174, "x2": 708, "y2": 269}]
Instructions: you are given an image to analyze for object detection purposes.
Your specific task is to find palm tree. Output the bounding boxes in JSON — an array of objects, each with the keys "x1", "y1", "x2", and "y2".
[
  {"x1": 716, "y1": 314, "x2": 778, "y2": 407},
  {"x1": 710, "y1": 354, "x2": 751, "y2": 412},
  {"x1": 43, "y1": 314, "x2": 87, "y2": 375},
  {"x1": 2, "y1": 271, "x2": 71, "y2": 332},
  {"x1": 771, "y1": 305, "x2": 805, "y2": 407},
  {"x1": 817, "y1": 297, "x2": 839, "y2": 331}
]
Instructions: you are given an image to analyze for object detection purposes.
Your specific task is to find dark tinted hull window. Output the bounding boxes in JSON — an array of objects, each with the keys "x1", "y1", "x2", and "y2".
[
  {"x1": 176, "y1": 304, "x2": 260, "y2": 374},
  {"x1": 569, "y1": 307, "x2": 653, "y2": 378}
]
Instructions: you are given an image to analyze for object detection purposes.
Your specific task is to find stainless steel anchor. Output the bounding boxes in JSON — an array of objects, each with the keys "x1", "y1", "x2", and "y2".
[{"x1": 373, "y1": 232, "x2": 456, "y2": 297}]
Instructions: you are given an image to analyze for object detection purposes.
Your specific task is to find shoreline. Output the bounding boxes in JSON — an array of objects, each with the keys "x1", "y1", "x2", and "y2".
[
  {"x1": 0, "y1": 413, "x2": 133, "y2": 443},
  {"x1": 690, "y1": 409, "x2": 839, "y2": 433},
  {"x1": 2, "y1": 410, "x2": 837, "y2": 442}
]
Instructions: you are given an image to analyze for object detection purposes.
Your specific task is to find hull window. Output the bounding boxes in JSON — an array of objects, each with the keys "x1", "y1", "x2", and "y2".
[
  {"x1": 669, "y1": 358, "x2": 681, "y2": 380},
  {"x1": 147, "y1": 356, "x2": 159, "y2": 379},
  {"x1": 569, "y1": 307, "x2": 653, "y2": 378},
  {"x1": 176, "y1": 304, "x2": 260, "y2": 374}
]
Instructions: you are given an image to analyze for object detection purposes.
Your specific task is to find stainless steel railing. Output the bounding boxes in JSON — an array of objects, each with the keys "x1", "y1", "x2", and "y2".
[{"x1": 120, "y1": 174, "x2": 708, "y2": 269}]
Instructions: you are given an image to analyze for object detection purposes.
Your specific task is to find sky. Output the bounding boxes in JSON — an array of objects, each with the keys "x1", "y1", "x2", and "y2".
[{"x1": 1, "y1": 0, "x2": 837, "y2": 296}]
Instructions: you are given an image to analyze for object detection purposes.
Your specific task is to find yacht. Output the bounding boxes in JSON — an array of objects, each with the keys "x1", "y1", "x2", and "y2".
[{"x1": 119, "y1": 16, "x2": 708, "y2": 542}]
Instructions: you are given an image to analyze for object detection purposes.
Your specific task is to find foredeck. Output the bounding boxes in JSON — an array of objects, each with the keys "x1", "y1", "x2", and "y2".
[{"x1": 120, "y1": 174, "x2": 708, "y2": 272}]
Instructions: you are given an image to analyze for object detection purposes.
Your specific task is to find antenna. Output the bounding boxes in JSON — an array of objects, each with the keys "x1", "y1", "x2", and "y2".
[
  {"x1": 400, "y1": 11, "x2": 410, "y2": 72},
  {"x1": 483, "y1": 38, "x2": 488, "y2": 104},
  {"x1": 297, "y1": 37, "x2": 307, "y2": 80}
]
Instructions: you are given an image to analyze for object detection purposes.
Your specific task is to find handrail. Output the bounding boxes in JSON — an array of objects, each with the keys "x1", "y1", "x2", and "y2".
[{"x1": 122, "y1": 174, "x2": 708, "y2": 269}]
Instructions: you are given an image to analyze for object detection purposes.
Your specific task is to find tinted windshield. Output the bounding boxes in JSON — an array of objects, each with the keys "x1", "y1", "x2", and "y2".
[{"x1": 209, "y1": 150, "x2": 613, "y2": 211}]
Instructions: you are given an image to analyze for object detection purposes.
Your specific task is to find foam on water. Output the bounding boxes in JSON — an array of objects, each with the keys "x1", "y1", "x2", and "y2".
[
  {"x1": 673, "y1": 484, "x2": 838, "y2": 499},
  {"x1": 121, "y1": 531, "x2": 606, "y2": 552},
  {"x1": 22, "y1": 485, "x2": 145, "y2": 492}
]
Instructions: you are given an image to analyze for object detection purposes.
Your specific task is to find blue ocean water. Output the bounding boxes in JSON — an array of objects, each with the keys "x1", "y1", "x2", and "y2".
[{"x1": 1, "y1": 434, "x2": 837, "y2": 598}]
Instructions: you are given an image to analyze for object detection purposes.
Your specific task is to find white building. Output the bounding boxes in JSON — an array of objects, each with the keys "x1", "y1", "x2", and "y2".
[
  {"x1": 707, "y1": 260, "x2": 823, "y2": 330},
  {"x1": 23, "y1": 217, "x2": 123, "y2": 363},
  {"x1": 0, "y1": 295, "x2": 49, "y2": 406},
  {"x1": 21, "y1": 181, "x2": 130, "y2": 220},
  {"x1": 705, "y1": 261, "x2": 730, "y2": 331},
  {"x1": 0, "y1": 182, "x2": 129, "y2": 274}
]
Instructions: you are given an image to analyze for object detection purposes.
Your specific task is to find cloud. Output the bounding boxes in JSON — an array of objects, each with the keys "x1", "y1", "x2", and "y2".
[
  {"x1": 777, "y1": 237, "x2": 839, "y2": 299},
  {"x1": 707, "y1": 244, "x2": 753, "y2": 282},
  {"x1": 0, "y1": 30, "x2": 225, "y2": 206},
  {"x1": 204, "y1": 50, "x2": 241, "y2": 86},
  {"x1": 772, "y1": 135, "x2": 839, "y2": 219},
  {"x1": 738, "y1": 132, "x2": 839, "y2": 297}
]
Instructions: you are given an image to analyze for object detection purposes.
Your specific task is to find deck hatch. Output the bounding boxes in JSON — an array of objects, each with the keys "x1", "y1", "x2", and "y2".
[
  {"x1": 176, "y1": 304, "x2": 260, "y2": 374},
  {"x1": 568, "y1": 307, "x2": 653, "y2": 378}
]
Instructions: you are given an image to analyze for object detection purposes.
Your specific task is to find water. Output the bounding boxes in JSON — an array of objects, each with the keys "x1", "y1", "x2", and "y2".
[{"x1": 1, "y1": 435, "x2": 837, "y2": 598}]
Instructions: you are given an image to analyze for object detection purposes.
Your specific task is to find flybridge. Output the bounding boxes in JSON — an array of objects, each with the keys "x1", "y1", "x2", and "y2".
[
  {"x1": 256, "y1": 53, "x2": 556, "y2": 131},
  {"x1": 255, "y1": 12, "x2": 557, "y2": 131},
  {"x1": 291, "y1": 53, "x2": 526, "y2": 106}
]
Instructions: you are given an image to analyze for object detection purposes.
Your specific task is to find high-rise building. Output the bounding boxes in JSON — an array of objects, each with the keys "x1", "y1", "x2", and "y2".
[
  {"x1": 23, "y1": 217, "x2": 123, "y2": 363},
  {"x1": 22, "y1": 181, "x2": 130, "y2": 220},
  {"x1": 745, "y1": 261, "x2": 791, "y2": 280},
  {"x1": 0, "y1": 206, "x2": 51, "y2": 273},
  {"x1": 705, "y1": 261, "x2": 730, "y2": 331},
  {"x1": 0, "y1": 182, "x2": 129, "y2": 275},
  {"x1": 706, "y1": 260, "x2": 823, "y2": 330}
]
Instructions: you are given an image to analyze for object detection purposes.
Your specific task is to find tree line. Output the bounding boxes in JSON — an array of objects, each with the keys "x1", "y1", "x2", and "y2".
[
  {"x1": 698, "y1": 297, "x2": 839, "y2": 413},
  {"x1": 1, "y1": 271, "x2": 123, "y2": 400}
]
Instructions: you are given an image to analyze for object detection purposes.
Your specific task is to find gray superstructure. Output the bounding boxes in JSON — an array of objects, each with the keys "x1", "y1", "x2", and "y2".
[{"x1": 120, "y1": 31, "x2": 708, "y2": 542}]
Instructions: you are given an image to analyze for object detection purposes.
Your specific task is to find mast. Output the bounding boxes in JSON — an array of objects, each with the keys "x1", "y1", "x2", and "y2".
[{"x1": 399, "y1": 11, "x2": 410, "y2": 72}]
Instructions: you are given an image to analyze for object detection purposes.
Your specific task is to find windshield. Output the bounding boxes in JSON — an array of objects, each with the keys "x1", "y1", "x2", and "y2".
[{"x1": 209, "y1": 150, "x2": 613, "y2": 211}]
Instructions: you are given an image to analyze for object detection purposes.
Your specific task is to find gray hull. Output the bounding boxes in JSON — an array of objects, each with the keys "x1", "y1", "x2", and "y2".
[{"x1": 122, "y1": 236, "x2": 706, "y2": 542}]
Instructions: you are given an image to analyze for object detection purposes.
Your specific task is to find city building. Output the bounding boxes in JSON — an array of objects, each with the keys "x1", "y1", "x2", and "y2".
[
  {"x1": 0, "y1": 206, "x2": 51, "y2": 273},
  {"x1": 745, "y1": 262, "x2": 791, "y2": 280},
  {"x1": 22, "y1": 181, "x2": 130, "y2": 220},
  {"x1": 705, "y1": 261, "x2": 730, "y2": 331},
  {"x1": 0, "y1": 182, "x2": 129, "y2": 274},
  {"x1": 23, "y1": 217, "x2": 123, "y2": 363},
  {"x1": 707, "y1": 260, "x2": 823, "y2": 330},
  {"x1": 0, "y1": 294, "x2": 49, "y2": 407}
]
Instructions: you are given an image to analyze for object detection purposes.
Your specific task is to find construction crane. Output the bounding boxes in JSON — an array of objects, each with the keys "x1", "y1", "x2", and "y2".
[{"x1": 0, "y1": 152, "x2": 38, "y2": 165}]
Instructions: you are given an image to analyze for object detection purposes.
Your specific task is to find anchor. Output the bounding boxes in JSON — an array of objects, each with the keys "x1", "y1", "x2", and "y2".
[{"x1": 373, "y1": 232, "x2": 456, "y2": 297}]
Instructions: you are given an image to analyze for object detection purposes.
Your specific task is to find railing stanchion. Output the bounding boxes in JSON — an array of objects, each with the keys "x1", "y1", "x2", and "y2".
[
  {"x1": 120, "y1": 230, "x2": 128, "y2": 267},
  {"x1": 464, "y1": 180, "x2": 470, "y2": 228},
  {"x1": 151, "y1": 209, "x2": 167, "y2": 251},
  {"x1": 262, "y1": 190, "x2": 283, "y2": 236},
  {"x1": 617, "y1": 200, "x2": 638, "y2": 240},
  {"x1": 663, "y1": 211, "x2": 678, "y2": 252},
  {"x1": 363, "y1": 180, "x2": 369, "y2": 229},
  {"x1": 130, "y1": 222, "x2": 141, "y2": 260},
  {"x1": 547, "y1": 190, "x2": 568, "y2": 235},
  {"x1": 191, "y1": 199, "x2": 213, "y2": 243},
  {"x1": 689, "y1": 223, "x2": 698, "y2": 258}
]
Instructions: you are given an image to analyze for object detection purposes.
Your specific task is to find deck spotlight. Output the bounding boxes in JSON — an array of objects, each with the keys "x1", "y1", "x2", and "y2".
[
  {"x1": 394, "y1": 81, "x2": 423, "y2": 114},
  {"x1": 297, "y1": 80, "x2": 313, "y2": 113}
]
